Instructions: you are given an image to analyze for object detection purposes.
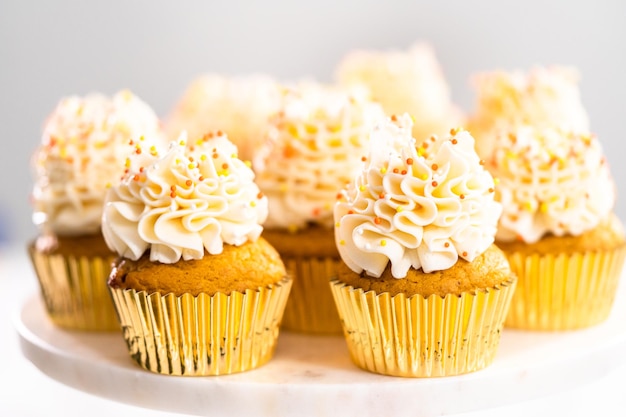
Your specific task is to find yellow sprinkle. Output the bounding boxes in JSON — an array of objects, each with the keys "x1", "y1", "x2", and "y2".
[
  {"x1": 523, "y1": 201, "x2": 534, "y2": 212},
  {"x1": 380, "y1": 166, "x2": 387, "y2": 174},
  {"x1": 175, "y1": 158, "x2": 181, "y2": 165},
  {"x1": 305, "y1": 124, "x2": 318, "y2": 134},
  {"x1": 219, "y1": 169, "x2": 229, "y2": 176},
  {"x1": 125, "y1": 158, "x2": 131, "y2": 168},
  {"x1": 200, "y1": 154, "x2": 207, "y2": 161},
  {"x1": 121, "y1": 89, "x2": 133, "y2": 101},
  {"x1": 380, "y1": 239, "x2": 387, "y2": 247},
  {"x1": 179, "y1": 139, "x2": 186, "y2": 146},
  {"x1": 494, "y1": 177, "x2": 500, "y2": 185},
  {"x1": 359, "y1": 185, "x2": 366, "y2": 192},
  {"x1": 417, "y1": 147, "x2": 426, "y2": 157},
  {"x1": 540, "y1": 202, "x2": 549, "y2": 213},
  {"x1": 139, "y1": 135, "x2": 145, "y2": 141},
  {"x1": 105, "y1": 182, "x2": 112, "y2": 188},
  {"x1": 279, "y1": 184, "x2": 288, "y2": 193},
  {"x1": 188, "y1": 163, "x2": 195, "y2": 169},
  {"x1": 250, "y1": 201, "x2": 257, "y2": 207},
  {"x1": 335, "y1": 222, "x2": 340, "y2": 228},
  {"x1": 420, "y1": 173, "x2": 428, "y2": 181},
  {"x1": 396, "y1": 206, "x2": 404, "y2": 213},
  {"x1": 328, "y1": 124, "x2": 342, "y2": 133},
  {"x1": 231, "y1": 153, "x2": 237, "y2": 158},
  {"x1": 506, "y1": 150, "x2": 517, "y2": 159},
  {"x1": 287, "y1": 124, "x2": 299, "y2": 138},
  {"x1": 339, "y1": 239, "x2": 346, "y2": 245},
  {"x1": 196, "y1": 139, "x2": 203, "y2": 146},
  {"x1": 409, "y1": 114, "x2": 416, "y2": 123},
  {"x1": 287, "y1": 224, "x2": 299, "y2": 234},
  {"x1": 244, "y1": 160, "x2": 252, "y2": 168}
]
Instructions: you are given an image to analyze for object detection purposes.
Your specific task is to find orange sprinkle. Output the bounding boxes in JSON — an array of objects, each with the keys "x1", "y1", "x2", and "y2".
[
  {"x1": 460, "y1": 194, "x2": 465, "y2": 199},
  {"x1": 216, "y1": 130, "x2": 224, "y2": 136},
  {"x1": 391, "y1": 114, "x2": 398, "y2": 121},
  {"x1": 170, "y1": 192, "x2": 176, "y2": 198},
  {"x1": 189, "y1": 156, "x2": 194, "y2": 162},
  {"x1": 186, "y1": 180, "x2": 192, "y2": 186},
  {"x1": 139, "y1": 167, "x2": 144, "y2": 173},
  {"x1": 257, "y1": 192, "x2": 264, "y2": 199},
  {"x1": 422, "y1": 141, "x2": 429, "y2": 149},
  {"x1": 361, "y1": 156, "x2": 367, "y2": 162},
  {"x1": 444, "y1": 242, "x2": 450, "y2": 248},
  {"x1": 336, "y1": 193, "x2": 343, "y2": 200},
  {"x1": 374, "y1": 217, "x2": 382, "y2": 225},
  {"x1": 432, "y1": 163, "x2": 438, "y2": 171},
  {"x1": 401, "y1": 170, "x2": 407, "y2": 175},
  {"x1": 393, "y1": 168, "x2": 399, "y2": 174},
  {"x1": 170, "y1": 185, "x2": 177, "y2": 191},
  {"x1": 129, "y1": 139, "x2": 134, "y2": 145},
  {"x1": 379, "y1": 192, "x2": 385, "y2": 199},
  {"x1": 222, "y1": 163, "x2": 229, "y2": 169},
  {"x1": 312, "y1": 208, "x2": 321, "y2": 216},
  {"x1": 430, "y1": 135, "x2": 436, "y2": 142},
  {"x1": 135, "y1": 148, "x2": 142, "y2": 154},
  {"x1": 199, "y1": 176, "x2": 204, "y2": 181},
  {"x1": 462, "y1": 251, "x2": 468, "y2": 257},
  {"x1": 212, "y1": 153, "x2": 218, "y2": 159},
  {"x1": 480, "y1": 159, "x2": 485, "y2": 165},
  {"x1": 406, "y1": 158, "x2": 413, "y2": 165},
  {"x1": 133, "y1": 174, "x2": 140, "y2": 181},
  {"x1": 451, "y1": 139, "x2": 458, "y2": 145},
  {"x1": 348, "y1": 210, "x2": 354, "y2": 215},
  {"x1": 450, "y1": 127, "x2": 460, "y2": 135},
  {"x1": 432, "y1": 181, "x2": 438, "y2": 187},
  {"x1": 489, "y1": 188, "x2": 494, "y2": 193}
]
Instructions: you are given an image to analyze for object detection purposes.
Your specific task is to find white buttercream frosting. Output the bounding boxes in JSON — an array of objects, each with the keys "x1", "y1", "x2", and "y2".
[
  {"x1": 253, "y1": 83, "x2": 386, "y2": 231},
  {"x1": 335, "y1": 42, "x2": 463, "y2": 141},
  {"x1": 334, "y1": 114, "x2": 502, "y2": 278},
  {"x1": 31, "y1": 90, "x2": 164, "y2": 236},
  {"x1": 469, "y1": 66, "x2": 589, "y2": 158},
  {"x1": 488, "y1": 127, "x2": 615, "y2": 243},
  {"x1": 165, "y1": 74, "x2": 283, "y2": 162},
  {"x1": 102, "y1": 132, "x2": 268, "y2": 263}
]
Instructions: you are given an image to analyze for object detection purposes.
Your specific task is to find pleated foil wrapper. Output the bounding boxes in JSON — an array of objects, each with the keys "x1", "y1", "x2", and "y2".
[
  {"x1": 27, "y1": 244, "x2": 119, "y2": 331},
  {"x1": 280, "y1": 256, "x2": 343, "y2": 334},
  {"x1": 330, "y1": 277, "x2": 517, "y2": 377},
  {"x1": 108, "y1": 277, "x2": 292, "y2": 376},
  {"x1": 504, "y1": 247, "x2": 626, "y2": 330}
]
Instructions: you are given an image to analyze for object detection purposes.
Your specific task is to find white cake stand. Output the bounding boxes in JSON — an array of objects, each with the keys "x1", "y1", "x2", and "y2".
[{"x1": 15, "y1": 278, "x2": 626, "y2": 417}]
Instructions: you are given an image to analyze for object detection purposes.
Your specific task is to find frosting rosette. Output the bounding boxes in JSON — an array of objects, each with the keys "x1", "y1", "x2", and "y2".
[
  {"x1": 335, "y1": 42, "x2": 463, "y2": 141},
  {"x1": 334, "y1": 114, "x2": 502, "y2": 278},
  {"x1": 488, "y1": 127, "x2": 615, "y2": 243},
  {"x1": 469, "y1": 66, "x2": 589, "y2": 158},
  {"x1": 253, "y1": 83, "x2": 386, "y2": 230},
  {"x1": 165, "y1": 74, "x2": 283, "y2": 162},
  {"x1": 102, "y1": 131, "x2": 268, "y2": 263},
  {"x1": 31, "y1": 90, "x2": 164, "y2": 236}
]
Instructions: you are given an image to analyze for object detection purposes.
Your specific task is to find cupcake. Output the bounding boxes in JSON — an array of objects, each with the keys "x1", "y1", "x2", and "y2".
[
  {"x1": 102, "y1": 132, "x2": 291, "y2": 375},
  {"x1": 487, "y1": 127, "x2": 626, "y2": 330},
  {"x1": 253, "y1": 83, "x2": 386, "y2": 334},
  {"x1": 331, "y1": 114, "x2": 516, "y2": 377},
  {"x1": 335, "y1": 41, "x2": 464, "y2": 142},
  {"x1": 468, "y1": 66, "x2": 589, "y2": 159},
  {"x1": 28, "y1": 90, "x2": 164, "y2": 331},
  {"x1": 165, "y1": 74, "x2": 283, "y2": 162}
]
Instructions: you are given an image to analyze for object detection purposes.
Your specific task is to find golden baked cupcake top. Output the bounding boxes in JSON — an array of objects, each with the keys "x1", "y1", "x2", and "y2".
[
  {"x1": 253, "y1": 82, "x2": 386, "y2": 231},
  {"x1": 487, "y1": 127, "x2": 616, "y2": 243},
  {"x1": 31, "y1": 90, "x2": 164, "y2": 236},
  {"x1": 165, "y1": 74, "x2": 283, "y2": 162},
  {"x1": 334, "y1": 114, "x2": 501, "y2": 278},
  {"x1": 468, "y1": 66, "x2": 589, "y2": 158},
  {"x1": 335, "y1": 41, "x2": 463, "y2": 141},
  {"x1": 102, "y1": 131, "x2": 268, "y2": 263}
]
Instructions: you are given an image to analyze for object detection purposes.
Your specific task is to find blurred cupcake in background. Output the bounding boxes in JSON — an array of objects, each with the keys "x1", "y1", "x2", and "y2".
[
  {"x1": 253, "y1": 82, "x2": 386, "y2": 334},
  {"x1": 28, "y1": 90, "x2": 165, "y2": 331},
  {"x1": 331, "y1": 114, "x2": 516, "y2": 377},
  {"x1": 467, "y1": 66, "x2": 589, "y2": 159},
  {"x1": 103, "y1": 132, "x2": 291, "y2": 375},
  {"x1": 165, "y1": 74, "x2": 283, "y2": 163},
  {"x1": 335, "y1": 41, "x2": 464, "y2": 142},
  {"x1": 488, "y1": 126, "x2": 626, "y2": 330}
]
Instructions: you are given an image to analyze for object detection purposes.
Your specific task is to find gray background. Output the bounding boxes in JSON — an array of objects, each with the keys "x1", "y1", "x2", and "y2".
[{"x1": 1, "y1": 0, "x2": 625, "y2": 246}]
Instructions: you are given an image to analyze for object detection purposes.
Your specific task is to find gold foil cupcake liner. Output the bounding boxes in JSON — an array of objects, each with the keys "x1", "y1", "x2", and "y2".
[
  {"x1": 504, "y1": 247, "x2": 626, "y2": 330},
  {"x1": 330, "y1": 277, "x2": 517, "y2": 377},
  {"x1": 280, "y1": 256, "x2": 343, "y2": 334},
  {"x1": 27, "y1": 244, "x2": 119, "y2": 331},
  {"x1": 108, "y1": 277, "x2": 292, "y2": 376}
]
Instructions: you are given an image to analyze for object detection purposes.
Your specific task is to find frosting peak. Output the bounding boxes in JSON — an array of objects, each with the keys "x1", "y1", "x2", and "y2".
[
  {"x1": 334, "y1": 114, "x2": 502, "y2": 278},
  {"x1": 488, "y1": 127, "x2": 615, "y2": 243},
  {"x1": 102, "y1": 132, "x2": 268, "y2": 263},
  {"x1": 253, "y1": 83, "x2": 386, "y2": 230},
  {"x1": 31, "y1": 90, "x2": 164, "y2": 236}
]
